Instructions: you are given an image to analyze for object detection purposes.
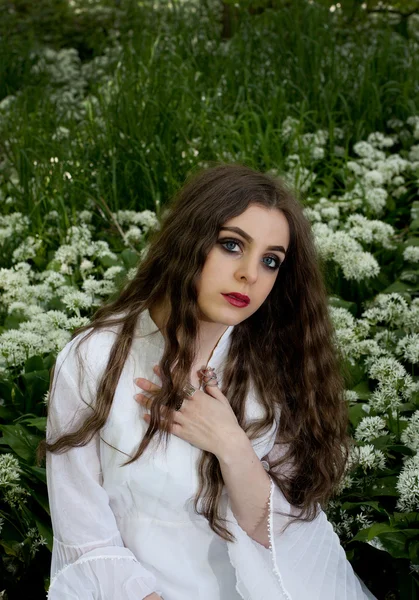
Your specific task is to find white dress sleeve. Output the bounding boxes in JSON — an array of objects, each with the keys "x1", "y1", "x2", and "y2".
[
  {"x1": 46, "y1": 339, "x2": 163, "y2": 600},
  {"x1": 225, "y1": 442, "x2": 377, "y2": 600}
]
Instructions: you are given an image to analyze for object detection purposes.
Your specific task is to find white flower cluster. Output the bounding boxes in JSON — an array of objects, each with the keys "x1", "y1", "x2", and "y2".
[
  {"x1": 0, "y1": 208, "x2": 159, "y2": 371},
  {"x1": 330, "y1": 295, "x2": 419, "y2": 379},
  {"x1": 366, "y1": 356, "x2": 416, "y2": 413},
  {"x1": 347, "y1": 443, "x2": 387, "y2": 474},
  {"x1": 53, "y1": 224, "x2": 117, "y2": 274},
  {"x1": 0, "y1": 213, "x2": 30, "y2": 246},
  {"x1": 396, "y1": 454, "x2": 419, "y2": 512},
  {"x1": 400, "y1": 411, "x2": 419, "y2": 454},
  {"x1": 313, "y1": 222, "x2": 380, "y2": 281},
  {"x1": 396, "y1": 333, "x2": 419, "y2": 364},
  {"x1": 0, "y1": 453, "x2": 30, "y2": 510},
  {"x1": 113, "y1": 209, "x2": 161, "y2": 244},
  {"x1": 354, "y1": 416, "x2": 389, "y2": 442},
  {"x1": 403, "y1": 245, "x2": 419, "y2": 263},
  {"x1": 326, "y1": 500, "x2": 375, "y2": 541}
]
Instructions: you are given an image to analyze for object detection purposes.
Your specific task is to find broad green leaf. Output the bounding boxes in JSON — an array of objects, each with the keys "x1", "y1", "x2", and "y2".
[
  {"x1": 120, "y1": 249, "x2": 140, "y2": 269},
  {"x1": 18, "y1": 417, "x2": 47, "y2": 432},
  {"x1": 364, "y1": 476, "x2": 399, "y2": 497},
  {"x1": 351, "y1": 380, "x2": 371, "y2": 401},
  {"x1": 348, "y1": 403, "x2": 367, "y2": 428},
  {"x1": 24, "y1": 465, "x2": 47, "y2": 485},
  {"x1": 341, "y1": 501, "x2": 388, "y2": 515},
  {"x1": 0, "y1": 539, "x2": 22, "y2": 558},
  {"x1": 25, "y1": 356, "x2": 45, "y2": 373},
  {"x1": 0, "y1": 424, "x2": 42, "y2": 462}
]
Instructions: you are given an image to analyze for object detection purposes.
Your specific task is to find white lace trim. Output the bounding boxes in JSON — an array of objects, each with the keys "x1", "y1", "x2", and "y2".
[
  {"x1": 47, "y1": 554, "x2": 139, "y2": 597},
  {"x1": 267, "y1": 475, "x2": 293, "y2": 600}
]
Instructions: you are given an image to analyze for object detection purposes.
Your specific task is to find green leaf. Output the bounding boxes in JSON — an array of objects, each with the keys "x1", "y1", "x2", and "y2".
[
  {"x1": 348, "y1": 403, "x2": 367, "y2": 428},
  {"x1": 351, "y1": 380, "x2": 371, "y2": 401},
  {"x1": 0, "y1": 539, "x2": 23, "y2": 558},
  {"x1": 24, "y1": 356, "x2": 45, "y2": 373},
  {"x1": 34, "y1": 519, "x2": 53, "y2": 552},
  {"x1": 341, "y1": 501, "x2": 388, "y2": 515},
  {"x1": 99, "y1": 254, "x2": 121, "y2": 268},
  {"x1": 18, "y1": 417, "x2": 47, "y2": 432},
  {"x1": 0, "y1": 404, "x2": 18, "y2": 421},
  {"x1": 120, "y1": 249, "x2": 140, "y2": 269},
  {"x1": 0, "y1": 424, "x2": 42, "y2": 462},
  {"x1": 352, "y1": 522, "x2": 397, "y2": 542},
  {"x1": 409, "y1": 540, "x2": 419, "y2": 563},
  {"x1": 24, "y1": 465, "x2": 47, "y2": 485},
  {"x1": 382, "y1": 280, "x2": 414, "y2": 294},
  {"x1": 391, "y1": 512, "x2": 419, "y2": 527},
  {"x1": 364, "y1": 475, "x2": 399, "y2": 497},
  {"x1": 328, "y1": 295, "x2": 357, "y2": 315}
]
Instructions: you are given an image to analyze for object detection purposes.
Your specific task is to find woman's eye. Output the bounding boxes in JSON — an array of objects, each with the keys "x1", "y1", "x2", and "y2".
[
  {"x1": 264, "y1": 256, "x2": 280, "y2": 269},
  {"x1": 223, "y1": 240, "x2": 240, "y2": 252},
  {"x1": 218, "y1": 239, "x2": 281, "y2": 270}
]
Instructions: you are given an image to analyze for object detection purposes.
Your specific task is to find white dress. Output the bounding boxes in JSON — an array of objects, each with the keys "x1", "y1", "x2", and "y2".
[{"x1": 46, "y1": 308, "x2": 377, "y2": 600}]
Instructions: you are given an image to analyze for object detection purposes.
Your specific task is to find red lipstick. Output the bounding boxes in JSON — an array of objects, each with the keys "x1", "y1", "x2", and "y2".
[{"x1": 221, "y1": 293, "x2": 250, "y2": 308}]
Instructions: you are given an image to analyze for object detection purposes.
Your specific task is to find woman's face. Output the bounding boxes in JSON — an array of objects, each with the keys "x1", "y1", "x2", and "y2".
[{"x1": 196, "y1": 204, "x2": 290, "y2": 325}]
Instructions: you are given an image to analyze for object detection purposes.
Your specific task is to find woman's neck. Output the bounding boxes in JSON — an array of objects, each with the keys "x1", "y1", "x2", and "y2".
[{"x1": 149, "y1": 301, "x2": 229, "y2": 368}]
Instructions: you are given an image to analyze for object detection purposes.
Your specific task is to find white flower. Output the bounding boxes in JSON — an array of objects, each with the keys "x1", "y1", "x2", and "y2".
[
  {"x1": 396, "y1": 334, "x2": 419, "y2": 364},
  {"x1": 347, "y1": 161, "x2": 366, "y2": 177},
  {"x1": 363, "y1": 170, "x2": 385, "y2": 188},
  {"x1": 353, "y1": 141, "x2": 385, "y2": 161},
  {"x1": 349, "y1": 444, "x2": 387, "y2": 473},
  {"x1": 103, "y1": 266, "x2": 124, "y2": 280},
  {"x1": 354, "y1": 416, "x2": 388, "y2": 442},
  {"x1": 303, "y1": 207, "x2": 322, "y2": 223},
  {"x1": 367, "y1": 132, "x2": 395, "y2": 149},
  {"x1": 125, "y1": 226, "x2": 144, "y2": 243},
  {"x1": 280, "y1": 116, "x2": 300, "y2": 140},
  {"x1": 409, "y1": 145, "x2": 419, "y2": 162},
  {"x1": 0, "y1": 453, "x2": 21, "y2": 486},
  {"x1": 340, "y1": 252, "x2": 380, "y2": 281},
  {"x1": 403, "y1": 246, "x2": 419, "y2": 263},
  {"x1": 12, "y1": 235, "x2": 43, "y2": 263},
  {"x1": 80, "y1": 259, "x2": 95, "y2": 272},
  {"x1": 312, "y1": 223, "x2": 380, "y2": 281},
  {"x1": 364, "y1": 187, "x2": 387, "y2": 214},
  {"x1": 344, "y1": 390, "x2": 359, "y2": 403},
  {"x1": 343, "y1": 214, "x2": 395, "y2": 249},
  {"x1": 0, "y1": 213, "x2": 30, "y2": 245},
  {"x1": 312, "y1": 146, "x2": 325, "y2": 160},
  {"x1": 400, "y1": 411, "x2": 419, "y2": 453},
  {"x1": 368, "y1": 355, "x2": 410, "y2": 388},
  {"x1": 362, "y1": 293, "x2": 409, "y2": 328},
  {"x1": 61, "y1": 290, "x2": 92, "y2": 313},
  {"x1": 396, "y1": 453, "x2": 419, "y2": 512}
]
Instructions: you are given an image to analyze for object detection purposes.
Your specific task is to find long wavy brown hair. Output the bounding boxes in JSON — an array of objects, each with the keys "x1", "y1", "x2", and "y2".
[{"x1": 37, "y1": 163, "x2": 352, "y2": 542}]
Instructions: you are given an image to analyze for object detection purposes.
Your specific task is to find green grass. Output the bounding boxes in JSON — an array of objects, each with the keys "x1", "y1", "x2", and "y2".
[{"x1": 0, "y1": 0, "x2": 418, "y2": 237}]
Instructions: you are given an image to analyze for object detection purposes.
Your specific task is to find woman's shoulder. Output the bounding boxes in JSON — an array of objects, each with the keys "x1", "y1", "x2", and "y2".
[{"x1": 56, "y1": 313, "x2": 129, "y2": 380}]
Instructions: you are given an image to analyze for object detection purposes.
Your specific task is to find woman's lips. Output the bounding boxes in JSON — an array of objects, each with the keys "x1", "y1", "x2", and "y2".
[{"x1": 221, "y1": 293, "x2": 249, "y2": 308}]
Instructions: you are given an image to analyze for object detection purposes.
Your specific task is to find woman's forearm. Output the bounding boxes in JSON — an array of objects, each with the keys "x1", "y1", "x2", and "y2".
[{"x1": 216, "y1": 431, "x2": 271, "y2": 548}]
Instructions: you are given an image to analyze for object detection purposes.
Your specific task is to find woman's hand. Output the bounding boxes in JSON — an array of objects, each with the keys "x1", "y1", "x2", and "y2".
[
  {"x1": 134, "y1": 365, "x2": 246, "y2": 459},
  {"x1": 143, "y1": 594, "x2": 162, "y2": 600}
]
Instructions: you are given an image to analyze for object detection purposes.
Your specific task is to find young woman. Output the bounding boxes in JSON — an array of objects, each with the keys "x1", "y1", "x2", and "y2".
[{"x1": 39, "y1": 164, "x2": 377, "y2": 599}]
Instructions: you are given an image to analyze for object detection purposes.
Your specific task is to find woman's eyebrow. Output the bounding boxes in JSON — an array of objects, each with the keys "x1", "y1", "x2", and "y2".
[{"x1": 219, "y1": 226, "x2": 286, "y2": 255}]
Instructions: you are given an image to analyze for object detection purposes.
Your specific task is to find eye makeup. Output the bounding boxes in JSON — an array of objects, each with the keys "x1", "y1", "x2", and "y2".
[{"x1": 217, "y1": 237, "x2": 282, "y2": 271}]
